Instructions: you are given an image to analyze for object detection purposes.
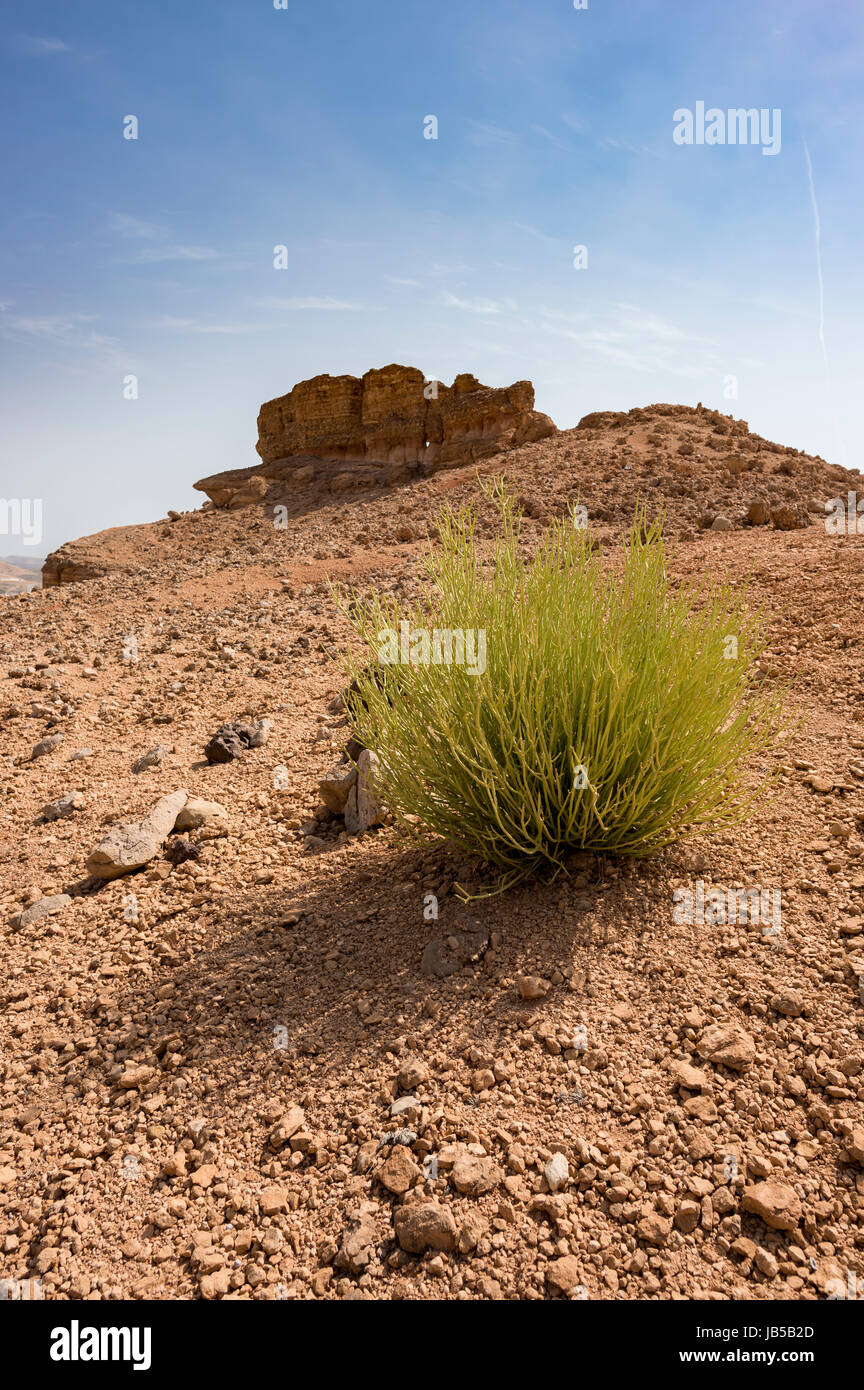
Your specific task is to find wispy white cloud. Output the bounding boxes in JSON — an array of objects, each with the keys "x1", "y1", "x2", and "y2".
[
  {"x1": 597, "y1": 135, "x2": 660, "y2": 157},
  {"x1": 109, "y1": 212, "x2": 168, "y2": 241},
  {"x1": 2, "y1": 312, "x2": 94, "y2": 338},
  {"x1": 252, "y1": 296, "x2": 365, "y2": 311},
  {"x1": 443, "y1": 292, "x2": 514, "y2": 314},
  {"x1": 118, "y1": 245, "x2": 222, "y2": 264},
  {"x1": 17, "y1": 36, "x2": 74, "y2": 55},
  {"x1": 109, "y1": 213, "x2": 222, "y2": 265},
  {"x1": 535, "y1": 303, "x2": 715, "y2": 376},
  {"x1": 530, "y1": 124, "x2": 572, "y2": 152},
  {"x1": 614, "y1": 303, "x2": 693, "y2": 341},
  {"x1": 155, "y1": 315, "x2": 270, "y2": 335},
  {"x1": 467, "y1": 121, "x2": 519, "y2": 148},
  {"x1": 510, "y1": 222, "x2": 564, "y2": 248},
  {"x1": 425, "y1": 262, "x2": 474, "y2": 277},
  {"x1": 0, "y1": 308, "x2": 123, "y2": 360}
]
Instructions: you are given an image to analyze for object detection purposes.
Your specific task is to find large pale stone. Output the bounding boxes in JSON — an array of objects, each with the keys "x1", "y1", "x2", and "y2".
[
  {"x1": 343, "y1": 749, "x2": 386, "y2": 834},
  {"x1": 86, "y1": 790, "x2": 188, "y2": 880},
  {"x1": 174, "y1": 798, "x2": 228, "y2": 831}
]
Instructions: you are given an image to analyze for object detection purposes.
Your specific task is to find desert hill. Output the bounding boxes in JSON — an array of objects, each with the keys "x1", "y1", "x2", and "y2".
[
  {"x1": 41, "y1": 382, "x2": 856, "y2": 593},
  {"x1": 2, "y1": 376, "x2": 863, "y2": 1304}
]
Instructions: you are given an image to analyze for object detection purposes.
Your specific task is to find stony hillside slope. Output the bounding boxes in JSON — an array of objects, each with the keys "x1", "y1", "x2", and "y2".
[
  {"x1": 2, "y1": 397, "x2": 863, "y2": 1303},
  {"x1": 42, "y1": 398, "x2": 856, "y2": 591}
]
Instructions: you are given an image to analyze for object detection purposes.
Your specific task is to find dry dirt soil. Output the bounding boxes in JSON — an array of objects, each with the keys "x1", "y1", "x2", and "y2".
[{"x1": 1, "y1": 403, "x2": 863, "y2": 1302}]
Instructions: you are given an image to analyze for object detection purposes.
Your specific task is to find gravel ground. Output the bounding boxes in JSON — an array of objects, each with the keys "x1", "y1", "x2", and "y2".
[{"x1": 1, "y1": 404, "x2": 862, "y2": 1301}]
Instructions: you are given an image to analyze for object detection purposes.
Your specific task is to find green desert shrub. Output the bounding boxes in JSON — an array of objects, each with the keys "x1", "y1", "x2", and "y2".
[{"x1": 335, "y1": 485, "x2": 786, "y2": 891}]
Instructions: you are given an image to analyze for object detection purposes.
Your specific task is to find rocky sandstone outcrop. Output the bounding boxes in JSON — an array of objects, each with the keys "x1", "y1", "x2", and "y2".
[
  {"x1": 194, "y1": 364, "x2": 556, "y2": 507},
  {"x1": 42, "y1": 552, "x2": 114, "y2": 589}
]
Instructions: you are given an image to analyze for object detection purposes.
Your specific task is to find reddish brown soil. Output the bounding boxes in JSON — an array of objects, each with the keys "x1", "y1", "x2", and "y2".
[{"x1": 1, "y1": 404, "x2": 862, "y2": 1302}]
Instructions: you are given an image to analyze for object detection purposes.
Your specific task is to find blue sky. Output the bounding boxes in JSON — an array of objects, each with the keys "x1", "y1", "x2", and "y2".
[{"x1": 1, "y1": 0, "x2": 862, "y2": 554}]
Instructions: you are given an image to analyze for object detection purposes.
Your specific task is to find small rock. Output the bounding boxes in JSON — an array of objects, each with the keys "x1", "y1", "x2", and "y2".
[
  {"x1": 174, "y1": 798, "x2": 228, "y2": 831},
  {"x1": 343, "y1": 749, "x2": 386, "y2": 834},
  {"x1": 397, "y1": 1058, "x2": 429, "y2": 1091},
  {"x1": 770, "y1": 989, "x2": 805, "y2": 1018},
  {"x1": 318, "y1": 762, "x2": 358, "y2": 814},
  {"x1": 38, "y1": 792, "x2": 85, "y2": 822},
  {"x1": 259, "y1": 1186, "x2": 288, "y2": 1216},
  {"x1": 771, "y1": 503, "x2": 809, "y2": 531},
  {"x1": 456, "y1": 1212, "x2": 489, "y2": 1254},
  {"x1": 746, "y1": 499, "x2": 772, "y2": 526},
  {"x1": 200, "y1": 1268, "x2": 230, "y2": 1299},
  {"x1": 515, "y1": 973, "x2": 550, "y2": 1000},
  {"x1": 841, "y1": 1127, "x2": 864, "y2": 1164},
  {"x1": 675, "y1": 1200, "x2": 700, "y2": 1234},
  {"x1": 118, "y1": 1065, "x2": 155, "y2": 1091},
  {"x1": 670, "y1": 1060, "x2": 711, "y2": 1091},
  {"x1": 544, "y1": 1153, "x2": 569, "y2": 1192},
  {"x1": 683, "y1": 1095, "x2": 718, "y2": 1122},
  {"x1": 546, "y1": 1256, "x2": 583, "y2": 1296},
  {"x1": 450, "y1": 1154, "x2": 500, "y2": 1196},
  {"x1": 204, "y1": 719, "x2": 271, "y2": 764},
  {"x1": 377, "y1": 1146, "x2": 421, "y2": 1196},
  {"x1": 13, "y1": 893, "x2": 71, "y2": 929},
  {"x1": 697, "y1": 1022, "x2": 756, "y2": 1072},
  {"x1": 393, "y1": 1201, "x2": 456, "y2": 1254},
  {"x1": 31, "y1": 734, "x2": 63, "y2": 760},
  {"x1": 804, "y1": 773, "x2": 834, "y2": 793},
  {"x1": 161, "y1": 1151, "x2": 187, "y2": 1178},
  {"x1": 742, "y1": 1181, "x2": 802, "y2": 1231},
  {"x1": 637, "y1": 1212, "x2": 672, "y2": 1246},
  {"x1": 710, "y1": 516, "x2": 733, "y2": 532},
  {"x1": 132, "y1": 746, "x2": 169, "y2": 774},
  {"x1": 754, "y1": 1247, "x2": 779, "y2": 1278},
  {"x1": 336, "y1": 1207, "x2": 379, "y2": 1274},
  {"x1": 245, "y1": 718, "x2": 272, "y2": 748},
  {"x1": 204, "y1": 726, "x2": 246, "y2": 763},
  {"x1": 165, "y1": 837, "x2": 201, "y2": 866},
  {"x1": 268, "y1": 1106, "x2": 305, "y2": 1150},
  {"x1": 389, "y1": 1096, "x2": 422, "y2": 1123},
  {"x1": 189, "y1": 1164, "x2": 219, "y2": 1189}
]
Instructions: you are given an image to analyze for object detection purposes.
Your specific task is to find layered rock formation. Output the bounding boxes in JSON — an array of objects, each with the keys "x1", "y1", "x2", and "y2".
[
  {"x1": 194, "y1": 364, "x2": 556, "y2": 507},
  {"x1": 41, "y1": 553, "x2": 111, "y2": 589}
]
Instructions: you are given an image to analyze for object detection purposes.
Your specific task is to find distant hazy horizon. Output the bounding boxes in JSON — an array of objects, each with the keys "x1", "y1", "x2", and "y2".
[{"x1": 2, "y1": 0, "x2": 862, "y2": 554}]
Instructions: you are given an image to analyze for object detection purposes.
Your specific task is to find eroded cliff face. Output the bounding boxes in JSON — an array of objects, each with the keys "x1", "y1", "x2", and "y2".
[
  {"x1": 41, "y1": 553, "x2": 114, "y2": 589},
  {"x1": 194, "y1": 365, "x2": 556, "y2": 506}
]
